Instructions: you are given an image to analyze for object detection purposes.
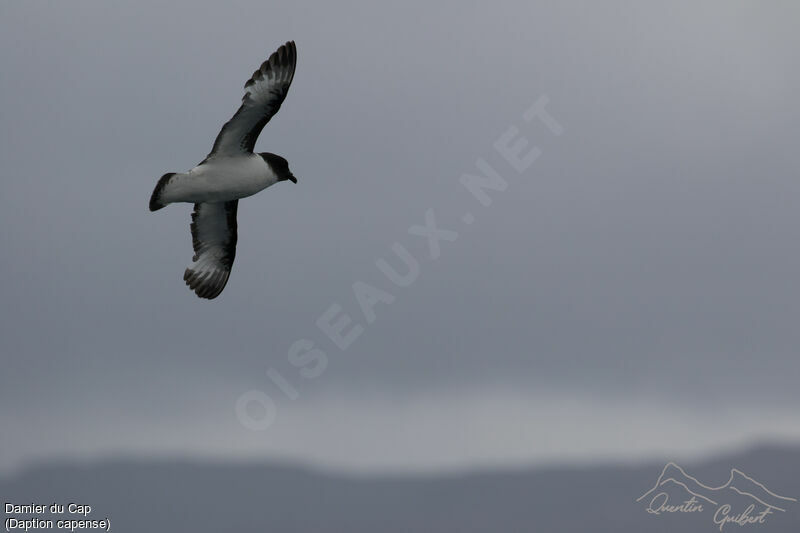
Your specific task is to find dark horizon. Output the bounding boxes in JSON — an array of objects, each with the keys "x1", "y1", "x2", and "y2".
[{"x1": 4, "y1": 442, "x2": 799, "y2": 532}]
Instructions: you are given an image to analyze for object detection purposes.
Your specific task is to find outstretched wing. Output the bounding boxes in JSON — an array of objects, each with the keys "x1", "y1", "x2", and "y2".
[
  {"x1": 184, "y1": 201, "x2": 239, "y2": 299},
  {"x1": 209, "y1": 41, "x2": 297, "y2": 156}
]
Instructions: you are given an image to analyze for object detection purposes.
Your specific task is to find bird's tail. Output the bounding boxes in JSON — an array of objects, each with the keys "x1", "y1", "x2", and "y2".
[{"x1": 149, "y1": 173, "x2": 177, "y2": 211}]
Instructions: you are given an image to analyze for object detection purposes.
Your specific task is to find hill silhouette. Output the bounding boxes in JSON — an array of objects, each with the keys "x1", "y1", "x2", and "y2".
[{"x1": 2, "y1": 444, "x2": 799, "y2": 532}]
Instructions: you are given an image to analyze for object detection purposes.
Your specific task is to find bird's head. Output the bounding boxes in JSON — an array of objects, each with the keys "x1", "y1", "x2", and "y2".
[{"x1": 260, "y1": 152, "x2": 297, "y2": 184}]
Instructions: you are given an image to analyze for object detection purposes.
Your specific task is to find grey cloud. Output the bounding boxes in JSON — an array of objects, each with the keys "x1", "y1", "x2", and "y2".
[{"x1": 1, "y1": 1, "x2": 799, "y2": 471}]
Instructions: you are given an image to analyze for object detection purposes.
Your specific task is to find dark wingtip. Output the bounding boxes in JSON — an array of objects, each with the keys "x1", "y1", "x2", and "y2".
[
  {"x1": 149, "y1": 172, "x2": 176, "y2": 212},
  {"x1": 183, "y1": 267, "x2": 227, "y2": 300}
]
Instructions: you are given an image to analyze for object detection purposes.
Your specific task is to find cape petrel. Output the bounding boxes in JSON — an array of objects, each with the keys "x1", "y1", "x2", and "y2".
[{"x1": 150, "y1": 41, "x2": 298, "y2": 299}]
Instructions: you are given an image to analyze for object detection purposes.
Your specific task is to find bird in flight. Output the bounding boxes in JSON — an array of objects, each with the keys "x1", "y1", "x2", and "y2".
[{"x1": 149, "y1": 41, "x2": 298, "y2": 299}]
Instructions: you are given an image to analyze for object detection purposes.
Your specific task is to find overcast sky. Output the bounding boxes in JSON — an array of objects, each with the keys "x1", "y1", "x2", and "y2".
[{"x1": 1, "y1": 1, "x2": 799, "y2": 474}]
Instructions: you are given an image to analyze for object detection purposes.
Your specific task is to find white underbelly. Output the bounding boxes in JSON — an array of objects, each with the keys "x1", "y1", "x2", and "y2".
[{"x1": 164, "y1": 155, "x2": 277, "y2": 204}]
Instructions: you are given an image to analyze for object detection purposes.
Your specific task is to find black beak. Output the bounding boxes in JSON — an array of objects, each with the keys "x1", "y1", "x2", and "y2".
[{"x1": 287, "y1": 174, "x2": 297, "y2": 184}]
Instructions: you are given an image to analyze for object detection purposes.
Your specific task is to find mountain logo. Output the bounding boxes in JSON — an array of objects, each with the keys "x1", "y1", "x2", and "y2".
[{"x1": 637, "y1": 462, "x2": 796, "y2": 530}]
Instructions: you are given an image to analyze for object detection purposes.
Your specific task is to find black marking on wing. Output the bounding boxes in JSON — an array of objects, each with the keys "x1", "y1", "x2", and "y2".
[
  {"x1": 209, "y1": 41, "x2": 297, "y2": 156},
  {"x1": 183, "y1": 201, "x2": 239, "y2": 299}
]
